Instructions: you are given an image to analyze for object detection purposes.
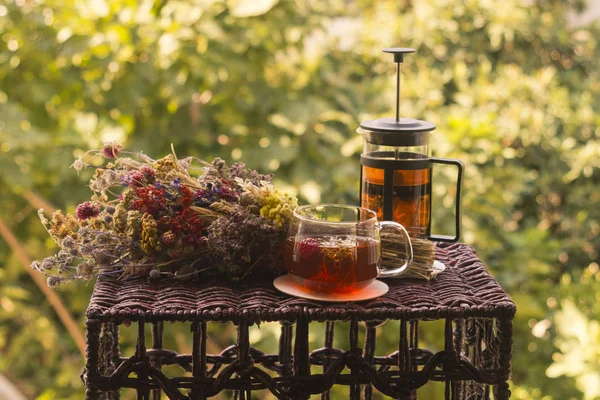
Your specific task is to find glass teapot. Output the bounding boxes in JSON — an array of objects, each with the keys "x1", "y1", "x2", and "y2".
[{"x1": 358, "y1": 48, "x2": 463, "y2": 242}]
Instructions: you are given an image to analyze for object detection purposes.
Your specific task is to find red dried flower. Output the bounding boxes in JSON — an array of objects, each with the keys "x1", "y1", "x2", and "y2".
[
  {"x1": 131, "y1": 186, "x2": 167, "y2": 217},
  {"x1": 102, "y1": 142, "x2": 122, "y2": 159},
  {"x1": 157, "y1": 216, "x2": 171, "y2": 232},
  {"x1": 169, "y1": 208, "x2": 206, "y2": 249},
  {"x1": 217, "y1": 185, "x2": 239, "y2": 202},
  {"x1": 182, "y1": 235, "x2": 207, "y2": 248},
  {"x1": 179, "y1": 185, "x2": 193, "y2": 208},
  {"x1": 75, "y1": 201, "x2": 100, "y2": 220}
]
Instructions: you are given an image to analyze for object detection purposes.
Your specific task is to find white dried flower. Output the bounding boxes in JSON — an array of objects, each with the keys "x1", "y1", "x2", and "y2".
[
  {"x1": 30, "y1": 260, "x2": 42, "y2": 271},
  {"x1": 41, "y1": 258, "x2": 55, "y2": 271},
  {"x1": 136, "y1": 151, "x2": 155, "y2": 164},
  {"x1": 47, "y1": 276, "x2": 62, "y2": 288},
  {"x1": 70, "y1": 157, "x2": 87, "y2": 173},
  {"x1": 149, "y1": 268, "x2": 161, "y2": 279},
  {"x1": 234, "y1": 178, "x2": 274, "y2": 204},
  {"x1": 38, "y1": 209, "x2": 49, "y2": 226},
  {"x1": 178, "y1": 157, "x2": 192, "y2": 170},
  {"x1": 61, "y1": 236, "x2": 76, "y2": 249}
]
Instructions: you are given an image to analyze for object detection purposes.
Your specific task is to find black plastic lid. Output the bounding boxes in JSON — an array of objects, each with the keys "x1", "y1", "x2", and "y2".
[
  {"x1": 359, "y1": 118, "x2": 435, "y2": 146},
  {"x1": 359, "y1": 48, "x2": 436, "y2": 146}
]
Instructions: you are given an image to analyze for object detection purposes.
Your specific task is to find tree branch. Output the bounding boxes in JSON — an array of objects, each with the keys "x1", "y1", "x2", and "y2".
[
  {"x1": 22, "y1": 190, "x2": 57, "y2": 213},
  {"x1": 0, "y1": 216, "x2": 86, "y2": 357}
]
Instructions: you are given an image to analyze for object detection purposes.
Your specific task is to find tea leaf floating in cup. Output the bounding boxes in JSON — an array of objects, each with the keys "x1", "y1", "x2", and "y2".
[{"x1": 380, "y1": 232, "x2": 442, "y2": 280}]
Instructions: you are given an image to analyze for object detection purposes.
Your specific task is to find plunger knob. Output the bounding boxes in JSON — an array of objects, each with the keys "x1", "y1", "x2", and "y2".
[{"x1": 383, "y1": 47, "x2": 415, "y2": 63}]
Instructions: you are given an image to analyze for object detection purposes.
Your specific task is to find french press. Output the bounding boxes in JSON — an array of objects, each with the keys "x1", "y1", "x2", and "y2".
[{"x1": 358, "y1": 48, "x2": 463, "y2": 242}]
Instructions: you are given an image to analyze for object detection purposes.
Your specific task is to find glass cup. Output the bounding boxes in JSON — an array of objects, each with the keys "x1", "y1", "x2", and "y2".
[{"x1": 284, "y1": 204, "x2": 413, "y2": 294}]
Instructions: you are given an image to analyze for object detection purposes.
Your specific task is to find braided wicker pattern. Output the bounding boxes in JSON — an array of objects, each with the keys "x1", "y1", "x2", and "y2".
[{"x1": 83, "y1": 243, "x2": 516, "y2": 399}]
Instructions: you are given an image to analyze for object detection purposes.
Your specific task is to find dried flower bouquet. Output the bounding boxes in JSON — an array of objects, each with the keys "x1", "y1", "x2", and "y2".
[{"x1": 32, "y1": 143, "x2": 298, "y2": 286}]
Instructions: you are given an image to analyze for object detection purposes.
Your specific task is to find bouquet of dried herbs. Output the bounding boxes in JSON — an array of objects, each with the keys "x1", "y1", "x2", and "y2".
[{"x1": 31, "y1": 143, "x2": 298, "y2": 286}]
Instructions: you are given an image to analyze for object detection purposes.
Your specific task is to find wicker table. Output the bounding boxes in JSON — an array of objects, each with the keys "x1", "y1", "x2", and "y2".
[{"x1": 82, "y1": 243, "x2": 516, "y2": 399}]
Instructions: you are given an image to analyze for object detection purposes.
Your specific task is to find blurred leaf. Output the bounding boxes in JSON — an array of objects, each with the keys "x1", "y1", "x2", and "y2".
[{"x1": 228, "y1": 0, "x2": 279, "y2": 18}]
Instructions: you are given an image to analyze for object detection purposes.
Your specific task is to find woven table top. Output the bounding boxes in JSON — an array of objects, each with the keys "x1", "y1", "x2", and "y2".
[{"x1": 86, "y1": 243, "x2": 516, "y2": 324}]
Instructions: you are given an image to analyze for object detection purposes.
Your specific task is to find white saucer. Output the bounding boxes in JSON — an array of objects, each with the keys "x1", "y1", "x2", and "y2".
[
  {"x1": 381, "y1": 260, "x2": 446, "y2": 279},
  {"x1": 273, "y1": 275, "x2": 389, "y2": 302},
  {"x1": 432, "y1": 260, "x2": 446, "y2": 275}
]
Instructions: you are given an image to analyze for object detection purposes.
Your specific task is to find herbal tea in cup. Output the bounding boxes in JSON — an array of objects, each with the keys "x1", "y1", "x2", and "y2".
[{"x1": 284, "y1": 204, "x2": 413, "y2": 294}]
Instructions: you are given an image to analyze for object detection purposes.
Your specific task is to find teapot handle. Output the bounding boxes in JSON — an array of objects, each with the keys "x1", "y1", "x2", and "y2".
[
  {"x1": 428, "y1": 157, "x2": 464, "y2": 242},
  {"x1": 378, "y1": 221, "x2": 413, "y2": 278}
]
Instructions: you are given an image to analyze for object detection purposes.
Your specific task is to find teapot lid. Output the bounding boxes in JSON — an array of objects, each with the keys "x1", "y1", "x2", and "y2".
[{"x1": 359, "y1": 48, "x2": 435, "y2": 146}]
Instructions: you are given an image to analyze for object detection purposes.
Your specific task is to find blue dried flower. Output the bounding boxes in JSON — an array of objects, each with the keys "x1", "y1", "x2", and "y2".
[{"x1": 170, "y1": 178, "x2": 181, "y2": 191}]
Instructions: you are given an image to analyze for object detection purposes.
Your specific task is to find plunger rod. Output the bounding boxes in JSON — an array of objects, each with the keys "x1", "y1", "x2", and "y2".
[{"x1": 396, "y1": 61, "x2": 401, "y2": 122}]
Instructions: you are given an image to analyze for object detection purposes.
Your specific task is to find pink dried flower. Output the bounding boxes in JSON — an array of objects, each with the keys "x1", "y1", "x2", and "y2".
[
  {"x1": 140, "y1": 165, "x2": 156, "y2": 179},
  {"x1": 123, "y1": 166, "x2": 156, "y2": 187},
  {"x1": 298, "y1": 237, "x2": 321, "y2": 260},
  {"x1": 161, "y1": 231, "x2": 177, "y2": 246},
  {"x1": 75, "y1": 201, "x2": 100, "y2": 220},
  {"x1": 127, "y1": 170, "x2": 146, "y2": 187},
  {"x1": 102, "y1": 142, "x2": 122, "y2": 159}
]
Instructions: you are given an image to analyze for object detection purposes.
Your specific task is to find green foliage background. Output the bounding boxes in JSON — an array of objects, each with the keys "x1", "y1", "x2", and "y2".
[{"x1": 1, "y1": 0, "x2": 599, "y2": 398}]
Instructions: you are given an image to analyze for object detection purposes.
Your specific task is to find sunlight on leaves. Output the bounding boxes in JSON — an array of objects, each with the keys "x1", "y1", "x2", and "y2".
[
  {"x1": 547, "y1": 299, "x2": 600, "y2": 400},
  {"x1": 228, "y1": 0, "x2": 278, "y2": 18}
]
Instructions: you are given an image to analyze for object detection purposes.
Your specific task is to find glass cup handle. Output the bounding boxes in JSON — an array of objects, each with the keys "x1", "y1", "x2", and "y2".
[{"x1": 378, "y1": 221, "x2": 414, "y2": 278}]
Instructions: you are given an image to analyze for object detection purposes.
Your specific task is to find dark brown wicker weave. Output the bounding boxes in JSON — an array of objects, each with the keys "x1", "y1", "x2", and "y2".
[{"x1": 82, "y1": 242, "x2": 516, "y2": 399}]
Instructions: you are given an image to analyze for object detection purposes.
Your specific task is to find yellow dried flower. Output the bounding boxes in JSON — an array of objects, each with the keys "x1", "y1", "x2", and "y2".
[
  {"x1": 113, "y1": 204, "x2": 128, "y2": 233},
  {"x1": 141, "y1": 213, "x2": 160, "y2": 254},
  {"x1": 126, "y1": 210, "x2": 142, "y2": 240},
  {"x1": 210, "y1": 201, "x2": 236, "y2": 215},
  {"x1": 121, "y1": 189, "x2": 136, "y2": 209},
  {"x1": 259, "y1": 189, "x2": 298, "y2": 229},
  {"x1": 87, "y1": 217, "x2": 108, "y2": 231},
  {"x1": 47, "y1": 210, "x2": 79, "y2": 240},
  {"x1": 153, "y1": 155, "x2": 178, "y2": 181},
  {"x1": 113, "y1": 190, "x2": 136, "y2": 234},
  {"x1": 91, "y1": 193, "x2": 108, "y2": 202}
]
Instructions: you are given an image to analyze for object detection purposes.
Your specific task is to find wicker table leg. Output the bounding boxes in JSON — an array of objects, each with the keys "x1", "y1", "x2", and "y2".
[
  {"x1": 85, "y1": 320, "x2": 101, "y2": 400},
  {"x1": 452, "y1": 319, "x2": 465, "y2": 400},
  {"x1": 321, "y1": 321, "x2": 335, "y2": 400},
  {"x1": 494, "y1": 382, "x2": 510, "y2": 399},
  {"x1": 397, "y1": 319, "x2": 415, "y2": 400},
  {"x1": 150, "y1": 322, "x2": 163, "y2": 400},
  {"x1": 235, "y1": 321, "x2": 252, "y2": 400},
  {"x1": 136, "y1": 321, "x2": 150, "y2": 400},
  {"x1": 363, "y1": 320, "x2": 382, "y2": 400},
  {"x1": 495, "y1": 317, "x2": 514, "y2": 400},
  {"x1": 293, "y1": 317, "x2": 310, "y2": 400},
  {"x1": 191, "y1": 321, "x2": 208, "y2": 400},
  {"x1": 409, "y1": 320, "x2": 419, "y2": 400},
  {"x1": 444, "y1": 318, "x2": 458, "y2": 400},
  {"x1": 279, "y1": 322, "x2": 293, "y2": 378},
  {"x1": 348, "y1": 318, "x2": 360, "y2": 400},
  {"x1": 100, "y1": 322, "x2": 120, "y2": 400}
]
